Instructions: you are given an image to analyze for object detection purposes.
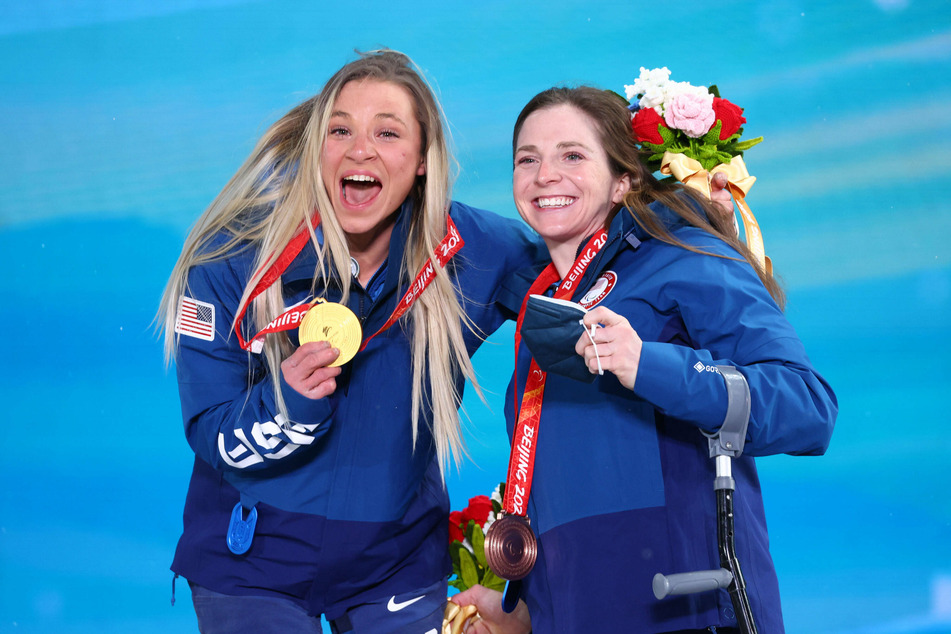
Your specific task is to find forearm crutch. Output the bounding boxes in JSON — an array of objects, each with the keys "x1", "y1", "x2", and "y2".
[{"x1": 652, "y1": 365, "x2": 758, "y2": 634}]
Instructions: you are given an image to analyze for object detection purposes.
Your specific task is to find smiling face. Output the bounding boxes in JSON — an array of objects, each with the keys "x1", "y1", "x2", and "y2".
[
  {"x1": 513, "y1": 104, "x2": 630, "y2": 272},
  {"x1": 320, "y1": 79, "x2": 426, "y2": 249}
]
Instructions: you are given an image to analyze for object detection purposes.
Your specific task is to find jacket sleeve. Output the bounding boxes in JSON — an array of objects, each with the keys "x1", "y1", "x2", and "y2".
[
  {"x1": 450, "y1": 201, "x2": 548, "y2": 339},
  {"x1": 174, "y1": 254, "x2": 336, "y2": 472},
  {"x1": 632, "y1": 237, "x2": 837, "y2": 457}
]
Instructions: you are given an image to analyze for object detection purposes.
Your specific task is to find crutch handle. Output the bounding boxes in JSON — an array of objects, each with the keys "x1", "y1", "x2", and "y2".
[{"x1": 652, "y1": 569, "x2": 734, "y2": 599}]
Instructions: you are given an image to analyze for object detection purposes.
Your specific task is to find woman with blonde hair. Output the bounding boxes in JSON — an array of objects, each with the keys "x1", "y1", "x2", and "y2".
[{"x1": 158, "y1": 49, "x2": 542, "y2": 633}]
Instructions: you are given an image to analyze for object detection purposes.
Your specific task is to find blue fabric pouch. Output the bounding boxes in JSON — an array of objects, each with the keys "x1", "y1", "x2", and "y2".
[{"x1": 520, "y1": 294, "x2": 595, "y2": 383}]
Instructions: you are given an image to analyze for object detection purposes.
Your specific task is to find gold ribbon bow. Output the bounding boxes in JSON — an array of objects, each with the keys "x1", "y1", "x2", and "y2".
[
  {"x1": 660, "y1": 151, "x2": 772, "y2": 277},
  {"x1": 443, "y1": 601, "x2": 478, "y2": 634}
]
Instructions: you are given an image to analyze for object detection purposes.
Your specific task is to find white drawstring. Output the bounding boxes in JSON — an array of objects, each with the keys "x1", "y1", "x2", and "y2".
[{"x1": 582, "y1": 321, "x2": 604, "y2": 376}]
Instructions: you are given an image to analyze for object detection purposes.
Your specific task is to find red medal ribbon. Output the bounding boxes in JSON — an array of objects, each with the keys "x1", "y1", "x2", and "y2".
[
  {"x1": 233, "y1": 212, "x2": 320, "y2": 351},
  {"x1": 358, "y1": 215, "x2": 463, "y2": 351},
  {"x1": 233, "y1": 214, "x2": 463, "y2": 354},
  {"x1": 502, "y1": 229, "x2": 608, "y2": 517}
]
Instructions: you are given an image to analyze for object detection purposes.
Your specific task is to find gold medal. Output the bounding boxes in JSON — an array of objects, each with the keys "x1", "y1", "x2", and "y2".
[{"x1": 298, "y1": 299, "x2": 362, "y2": 367}]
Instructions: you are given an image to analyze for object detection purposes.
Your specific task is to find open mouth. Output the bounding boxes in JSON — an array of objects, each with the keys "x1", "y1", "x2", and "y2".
[
  {"x1": 342, "y1": 174, "x2": 382, "y2": 206},
  {"x1": 535, "y1": 196, "x2": 576, "y2": 209}
]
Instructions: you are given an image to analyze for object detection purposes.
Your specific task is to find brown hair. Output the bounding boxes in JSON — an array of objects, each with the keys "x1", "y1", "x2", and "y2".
[{"x1": 513, "y1": 86, "x2": 784, "y2": 308}]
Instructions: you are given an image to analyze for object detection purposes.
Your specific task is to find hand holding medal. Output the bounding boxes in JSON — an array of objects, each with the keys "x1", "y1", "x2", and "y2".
[
  {"x1": 298, "y1": 299, "x2": 362, "y2": 367},
  {"x1": 233, "y1": 216, "x2": 464, "y2": 358}
]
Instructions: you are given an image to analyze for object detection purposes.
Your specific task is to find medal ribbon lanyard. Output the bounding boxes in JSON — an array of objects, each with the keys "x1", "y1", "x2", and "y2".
[
  {"x1": 502, "y1": 229, "x2": 607, "y2": 517},
  {"x1": 232, "y1": 214, "x2": 463, "y2": 353},
  {"x1": 358, "y1": 215, "x2": 462, "y2": 352}
]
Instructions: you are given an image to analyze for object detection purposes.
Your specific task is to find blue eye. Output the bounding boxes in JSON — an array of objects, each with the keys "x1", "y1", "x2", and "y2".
[{"x1": 565, "y1": 152, "x2": 584, "y2": 161}]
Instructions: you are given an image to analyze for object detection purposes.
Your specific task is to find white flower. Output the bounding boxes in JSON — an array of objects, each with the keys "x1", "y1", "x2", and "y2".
[
  {"x1": 627, "y1": 67, "x2": 672, "y2": 112},
  {"x1": 484, "y1": 483, "x2": 503, "y2": 533},
  {"x1": 626, "y1": 68, "x2": 714, "y2": 117},
  {"x1": 664, "y1": 80, "x2": 711, "y2": 103},
  {"x1": 490, "y1": 484, "x2": 503, "y2": 506},
  {"x1": 640, "y1": 86, "x2": 668, "y2": 114},
  {"x1": 638, "y1": 66, "x2": 671, "y2": 88},
  {"x1": 671, "y1": 81, "x2": 707, "y2": 97}
]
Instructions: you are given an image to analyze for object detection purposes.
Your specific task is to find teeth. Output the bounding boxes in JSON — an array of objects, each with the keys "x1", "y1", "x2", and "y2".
[
  {"x1": 343, "y1": 174, "x2": 379, "y2": 183},
  {"x1": 536, "y1": 196, "x2": 574, "y2": 208}
]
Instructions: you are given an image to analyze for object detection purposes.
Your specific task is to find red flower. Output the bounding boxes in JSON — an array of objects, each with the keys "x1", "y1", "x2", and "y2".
[
  {"x1": 462, "y1": 495, "x2": 493, "y2": 528},
  {"x1": 448, "y1": 510, "x2": 465, "y2": 543},
  {"x1": 632, "y1": 107, "x2": 667, "y2": 145},
  {"x1": 711, "y1": 98, "x2": 747, "y2": 140},
  {"x1": 448, "y1": 495, "x2": 495, "y2": 544}
]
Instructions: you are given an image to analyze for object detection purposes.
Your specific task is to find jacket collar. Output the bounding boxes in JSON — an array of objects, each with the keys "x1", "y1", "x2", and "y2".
[
  {"x1": 281, "y1": 197, "x2": 414, "y2": 297},
  {"x1": 380, "y1": 197, "x2": 415, "y2": 297},
  {"x1": 606, "y1": 196, "x2": 709, "y2": 260},
  {"x1": 499, "y1": 197, "x2": 706, "y2": 312}
]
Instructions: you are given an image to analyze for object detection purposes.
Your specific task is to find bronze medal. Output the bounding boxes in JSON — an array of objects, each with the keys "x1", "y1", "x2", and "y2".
[
  {"x1": 484, "y1": 514, "x2": 537, "y2": 580},
  {"x1": 298, "y1": 299, "x2": 362, "y2": 367}
]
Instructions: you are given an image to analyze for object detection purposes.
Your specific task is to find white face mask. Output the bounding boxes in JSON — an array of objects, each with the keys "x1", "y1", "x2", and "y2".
[{"x1": 520, "y1": 295, "x2": 597, "y2": 384}]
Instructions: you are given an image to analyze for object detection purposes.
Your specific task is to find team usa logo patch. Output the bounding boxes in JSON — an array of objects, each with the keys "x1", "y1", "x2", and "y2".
[
  {"x1": 175, "y1": 296, "x2": 216, "y2": 341},
  {"x1": 578, "y1": 271, "x2": 617, "y2": 309}
]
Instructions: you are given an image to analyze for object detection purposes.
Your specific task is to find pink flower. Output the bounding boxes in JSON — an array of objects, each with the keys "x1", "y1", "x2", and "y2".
[{"x1": 664, "y1": 92, "x2": 715, "y2": 138}]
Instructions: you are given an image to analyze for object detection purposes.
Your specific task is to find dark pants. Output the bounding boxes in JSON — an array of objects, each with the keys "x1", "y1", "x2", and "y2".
[
  {"x1": 188, "y1": 579, "x2": 447, "y2": 634},
  {"x1": 667, "y1": 627, "x2": 740, "y2": 634}
]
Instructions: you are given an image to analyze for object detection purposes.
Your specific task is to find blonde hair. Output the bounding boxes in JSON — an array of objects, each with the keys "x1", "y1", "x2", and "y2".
[{"x1": 158, "y1": 49, "x2": 479, "y2": 472}]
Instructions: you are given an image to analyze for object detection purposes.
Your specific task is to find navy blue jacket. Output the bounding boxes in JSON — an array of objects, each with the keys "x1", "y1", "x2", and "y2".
[
  {"x1": 499, "y1": 203, "x2": 837, "y2": 633},
  {"x1": 170, "y1": 200, "x2": 541, "y2": 620}
]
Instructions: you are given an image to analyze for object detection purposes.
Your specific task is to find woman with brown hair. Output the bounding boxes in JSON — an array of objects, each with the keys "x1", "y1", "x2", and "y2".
[{"x1": 452, "y1": 86, "x2": 836, "y2": 633}]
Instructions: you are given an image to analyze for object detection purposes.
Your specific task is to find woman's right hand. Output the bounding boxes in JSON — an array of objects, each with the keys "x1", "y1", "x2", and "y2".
[
  {"x1": 281, "y1": 341, "x2": 342, "y2": 399},
  {"x1": 578, "y1": 306, "x2": 643, "y2": 390}
]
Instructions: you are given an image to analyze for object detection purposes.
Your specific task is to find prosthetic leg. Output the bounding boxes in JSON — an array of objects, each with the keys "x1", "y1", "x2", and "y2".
[{"x1": 652, "y1": 366, "x2": 758, "y2": 634}]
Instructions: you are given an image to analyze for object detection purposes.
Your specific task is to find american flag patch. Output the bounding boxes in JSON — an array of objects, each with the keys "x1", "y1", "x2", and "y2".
[{"x1": 175, "y1": 296, "x2": 216, "y2": 341}]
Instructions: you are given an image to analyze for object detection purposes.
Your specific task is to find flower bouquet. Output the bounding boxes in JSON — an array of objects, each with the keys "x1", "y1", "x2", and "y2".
[
  {"x1": 442, "y1": 485, "x2": 507, "y2": 634},
  {"x1": 448, "y1": 484, "x2": 507, "y2": 593},
  {"x1": 623, "y1": 67, "x2": 771, "y2": 275},
  {"x1": 625, "y1": 66, "x2": 762, "y2": 172}
]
